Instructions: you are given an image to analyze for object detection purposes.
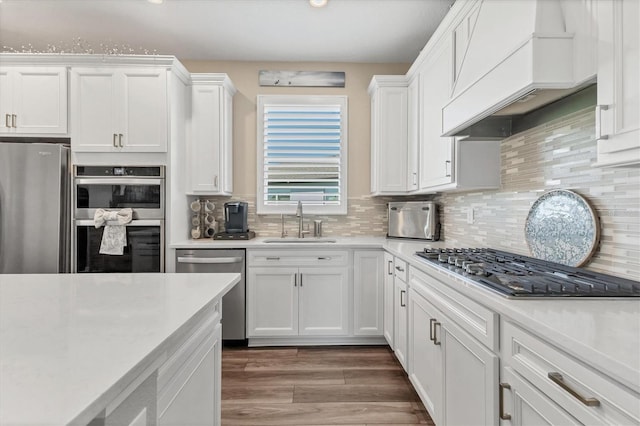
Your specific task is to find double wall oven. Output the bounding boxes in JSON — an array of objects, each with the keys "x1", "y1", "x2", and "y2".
[{"x1": 72, "y1": 166, "x2": 165, "y2": 273}]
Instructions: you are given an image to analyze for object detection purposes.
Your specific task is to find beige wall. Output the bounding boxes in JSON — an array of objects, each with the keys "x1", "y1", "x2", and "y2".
[{"x1": 181, "y1": 60, "x2": 409, "y2": 197}]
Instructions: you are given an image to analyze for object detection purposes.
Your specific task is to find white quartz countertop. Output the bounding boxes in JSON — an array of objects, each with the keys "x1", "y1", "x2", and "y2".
[
  {"x1": 0, "y1": 272, "x2": 240, "y2": 426},
  {"x1": 171, "y1": 236, "x2": 387, "y2": 249}
]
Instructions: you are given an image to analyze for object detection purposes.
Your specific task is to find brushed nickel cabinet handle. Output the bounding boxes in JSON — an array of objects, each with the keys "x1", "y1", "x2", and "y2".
[
  {"x1": 294, "y1": 274, "x2": 297, "y2": 287},
  {"x1": 5, "y1": 114, "x2": 10, "y2": 128},
  {"x1": 387, "y1": 260, "x2": 393, "y2": 275},
  {"x1": 412, "y1": 172, "x2": 417, "y2": 186},
  {"x1": 433, "y1": 321, "x2": 441, "y2": 345},
  {"x1": 400, "y1": 290, "x2": 406, "y2": 307},
  {"x1": 318, "y1": 257, "x2": 331, "y2": 260},
  {"x1": 113, "y1": 134, "x2": 118, "y2": 148},
  {"x1": 299, "y1": 273, "x2": 303, "y2": 287},
  {"x1": 395, "y1": 265, "x2": 405, "y2": 272},
  {"x1": 214, "y1": 175, "x2": 218, "y2": 187},
  {"x1": 429, "y1": 318, "x2": 436, "y2": 343},
  {"x1": 266, "y1": 257, "x2": 280, "y2": 261},
  {"x1": 118, "y1": 134, "x2": 124, "y2": 148},
  {"x1": 11, "y1": 114, "x2": 16, "y2": 128},
  {"x1": 548, "y1": 372, "x2": 600, "y2": 407},
  {"x1": 445, "y1": 160, "x2": 451, "y2": 177},
  {"x1": 499, "y1": 383, "x2": 512, "y2": 420},
  {"x1": 595, "y1": 104, "x2": 609, "y2": 140}
]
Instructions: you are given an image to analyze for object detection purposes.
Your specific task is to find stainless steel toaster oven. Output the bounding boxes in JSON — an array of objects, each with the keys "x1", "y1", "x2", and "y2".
[{"x1": 388, "y1": 201, "x2": 440, "y2": 241}]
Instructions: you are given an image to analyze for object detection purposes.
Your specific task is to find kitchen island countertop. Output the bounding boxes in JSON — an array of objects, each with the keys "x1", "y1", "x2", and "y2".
[{"x1": 0, "y1": 272, "x2": 240, "y2": 426}]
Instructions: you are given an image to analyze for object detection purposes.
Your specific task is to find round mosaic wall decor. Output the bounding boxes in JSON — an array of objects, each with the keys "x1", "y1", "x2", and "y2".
[{"x1": 525, "y1": 189, "x2": 600, "y2": 267}]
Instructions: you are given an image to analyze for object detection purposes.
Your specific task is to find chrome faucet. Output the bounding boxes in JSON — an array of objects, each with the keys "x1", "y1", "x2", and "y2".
[{"x1": 295, "y1": 201, "x2": 310, "y2": 238}]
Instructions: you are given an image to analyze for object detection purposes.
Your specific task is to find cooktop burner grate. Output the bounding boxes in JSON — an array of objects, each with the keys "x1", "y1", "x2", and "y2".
[{"x1": 415, "y1": 248, "x2": 640, "y2": 298}]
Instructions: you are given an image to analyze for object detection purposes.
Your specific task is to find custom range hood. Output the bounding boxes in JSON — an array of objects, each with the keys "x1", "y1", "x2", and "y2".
[{"x1": 441, "y1": 0, "x2": 593, "y2": 139}]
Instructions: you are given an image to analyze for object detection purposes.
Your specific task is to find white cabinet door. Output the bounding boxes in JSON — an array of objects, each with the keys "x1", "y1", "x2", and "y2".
[
  {"x1": 71, "y1": 67, "x2": 167, "y2": 152},
  {"x1": 298, "y1": 267, "x2": 349, "y2": 336},
  {"x1": 382, "y1": 252, "x2": 395, "y2": 347},
  {"x1": 407, "y1": 77, "x2": 420, "y2": 191},
  {"x1": 442, "y1": 316, "x2": 499, "y2": 426},
  {"x1": 247, "y1": 267, "x2": 298, "y2": 336},
  {"x1": 500, "y1": 367, "x2": 581, "y2": 426},
  {"x1": 158, "y1": 324, "x2": 222, "y2": 426},
  {"x1": 120, "y1": 68, "x2": 168, "y2": 152},
  {"x1": 188, "y1": 75, "x2": 235, "y2": 195},
  {"x1": 353, "y1": 250, "x2": 384, "y2": 336},
  {"x1": 190, "y1": 84, "x2": 222, "y2": 193},
  {"x1": 596, "y1": 0, "x2": 640, "y2": 167},
  {"x1": 71, "y1": 67, "x2": 119, "y2": 151},
  {"x1": 419, "y1": 40, "x2": 454, "y2": 190},
  {"x1": 1, "y1": 67, "x2": 67, "y2": 135},
  {"x1": 408, "y1": 288, "x2": 442, "y2": 425},
  {"x1": 369, "y1": 76, "x2": 409, "y2": 195},
  {"x1": 393, "y1": 277, "x2": 408, "y2": 370},
  {"x1": 0, "y1": 69, "x2": 12, "y2": 133}
]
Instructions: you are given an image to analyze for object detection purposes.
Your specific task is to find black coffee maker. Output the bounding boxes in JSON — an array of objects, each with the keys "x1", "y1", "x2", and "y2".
[{"x1": 224, "y1": 202, "x2": 249, "y2": 233}]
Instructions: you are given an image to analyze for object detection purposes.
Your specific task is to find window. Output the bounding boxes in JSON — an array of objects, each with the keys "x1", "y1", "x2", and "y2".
[{"x1": 257, "y1": 95, "x2": 348, "y2": 215}]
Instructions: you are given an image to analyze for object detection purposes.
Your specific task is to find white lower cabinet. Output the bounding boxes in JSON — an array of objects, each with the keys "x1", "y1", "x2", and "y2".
[
  {"x1": 393, "y1": 258, "x2": 409, "y2": 370},
  {"x1": 382, "y1": 252, "x2": 395, "y2": 347},
  {"x1": 157, "y1": 306, "x2": 222, "y2": 426},
  {"x1": 353, "y1": 250, "x2": 384, "y2": 336},
  {"x1": 247, "y1": 250, "x2": 350, "y2": 338},
  {"x1": 408, "y1": 267, "x2": 499, "y2": 426},
  {"x1": 500, "y1": 320, "x2": 640, "y2": 426}
]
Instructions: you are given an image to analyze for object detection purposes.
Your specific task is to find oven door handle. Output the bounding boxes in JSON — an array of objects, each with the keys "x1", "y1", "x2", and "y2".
[
  {"x1": 177, "y1": 256, "x2": 243, "y2": 264},
  {"x1": 74, "y1": 178, "x2": 164, "y2": 186},
  {"x1": 74, "y1": 219, "x2": 163, "y2": 226}
]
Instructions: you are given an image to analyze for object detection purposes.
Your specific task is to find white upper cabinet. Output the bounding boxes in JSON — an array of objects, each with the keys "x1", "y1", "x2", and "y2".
[
  {"x1": 71, "y1": 67, "x2": 168, "y2": 152},
  {"x1": 369, "y1": 76, "x2": 409, "y2": 195},
  {"x1": 407, "y1": 77, "x2": 420, "y2": 191},
  {"x1": 187, "y1": 74, "x2": 235, "y2": 195},
  {"x1": 595, "y1": 0, "x2": 640, "y2": 167},
  {"x1": 417, "y1": 33, "x2": 501, "y2": 193},
  {"x1": 418, "y1": 38, "x2": 455, "y2": 190},
  {"x1": 0, "y1": 67, "x2": 67, "y2": 135}
]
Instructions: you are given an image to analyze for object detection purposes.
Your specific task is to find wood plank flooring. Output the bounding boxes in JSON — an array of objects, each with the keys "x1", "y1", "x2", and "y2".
[{"x1": 221, "y1": 345, "x2": 435, "y2": 425}]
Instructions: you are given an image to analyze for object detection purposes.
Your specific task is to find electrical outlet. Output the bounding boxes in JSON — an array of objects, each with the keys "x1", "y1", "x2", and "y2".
[{"x1": 466, "y1": 207, "x2": 474, "y2": 224}]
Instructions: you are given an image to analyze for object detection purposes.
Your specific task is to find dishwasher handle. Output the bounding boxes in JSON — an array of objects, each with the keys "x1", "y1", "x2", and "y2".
[{"x1": 177, "y1": 256, "x2": 243, "y2": 264}]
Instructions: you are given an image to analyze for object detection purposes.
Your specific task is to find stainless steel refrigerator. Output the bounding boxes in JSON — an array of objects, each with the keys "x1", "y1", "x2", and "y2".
[{"x1": 0, "y1": 142, "x2": 70, "y2": 273}]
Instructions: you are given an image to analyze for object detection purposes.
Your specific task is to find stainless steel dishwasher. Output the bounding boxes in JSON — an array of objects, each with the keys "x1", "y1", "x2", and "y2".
[{"x1": 175, "y1": 249, "x2": 246, "y2": 343}]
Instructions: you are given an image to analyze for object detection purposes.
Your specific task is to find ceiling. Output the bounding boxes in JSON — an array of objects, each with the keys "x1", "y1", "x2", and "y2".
[{"x1": 0, "y1": 0, "x2": 454, "y2": 63}]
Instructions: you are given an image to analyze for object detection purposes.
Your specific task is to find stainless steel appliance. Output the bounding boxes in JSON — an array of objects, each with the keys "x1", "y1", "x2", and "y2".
[
  {"x1": 224, "y1": 201, "x2": 249, "y2": 233},
  {"x1": 0, "y1": 142, "x2": 70, "y2": 273},
  {"x1": 72, "y1": 166, "x2": 165, "y2": 273},
  {"x1": 388, "y1": 201, "x2": 440, "y2": 241},
  {"x1": 175, "y1": 249, "x2": 246, "y2": 342},
  {"x1": 415, "y1": 248, "x2": 640, "y2": 298}
]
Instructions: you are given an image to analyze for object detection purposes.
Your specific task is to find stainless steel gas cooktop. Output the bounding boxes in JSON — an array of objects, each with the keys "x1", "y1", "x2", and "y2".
[{"x1": 415, "y1": 248, "x2": 640, "y2": 298}]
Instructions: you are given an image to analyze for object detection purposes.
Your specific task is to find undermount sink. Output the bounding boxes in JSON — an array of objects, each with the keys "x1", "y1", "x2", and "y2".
[{"x1": 263, "y1": 238, "x2": 337, "y2": 244}]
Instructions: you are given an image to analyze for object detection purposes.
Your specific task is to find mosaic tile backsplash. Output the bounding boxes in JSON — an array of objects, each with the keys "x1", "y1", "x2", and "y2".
[{"x1": 196, "y1": 107, "x2": 639, "y2": 281}]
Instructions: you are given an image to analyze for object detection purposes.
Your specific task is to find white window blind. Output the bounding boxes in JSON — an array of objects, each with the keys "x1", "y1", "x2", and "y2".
[{"x1": 257, "y1": 95, "x2": 348, "y2": 215}]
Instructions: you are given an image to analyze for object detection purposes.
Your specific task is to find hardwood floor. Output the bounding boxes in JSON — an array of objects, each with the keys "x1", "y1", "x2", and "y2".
[{"x1": 221, "y1": 345, "x2": 435, "y2": 425}]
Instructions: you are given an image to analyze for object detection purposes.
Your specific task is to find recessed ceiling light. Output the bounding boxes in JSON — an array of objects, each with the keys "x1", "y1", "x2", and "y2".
[
  {"x1": 309, "y1": 0, "x2": 328, "y2": 8},
  {"x1": 147, "y1": 0, "x2": 163, "y2": 4}
]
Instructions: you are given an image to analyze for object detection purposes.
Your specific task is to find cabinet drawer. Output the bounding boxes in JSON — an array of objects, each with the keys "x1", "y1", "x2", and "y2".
[
  {"x1": 502, "y1": 320, "x2": 640, "y2": 425},
  {"x1": 409, "y1": 267, "x2": 499, "y2": 352},
  {"x1": 394, "y1": 258, "x2": 408, "y2": 282},
  {"x1": 248, "y1": 249, "x2": 349, "y2": 267}
]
